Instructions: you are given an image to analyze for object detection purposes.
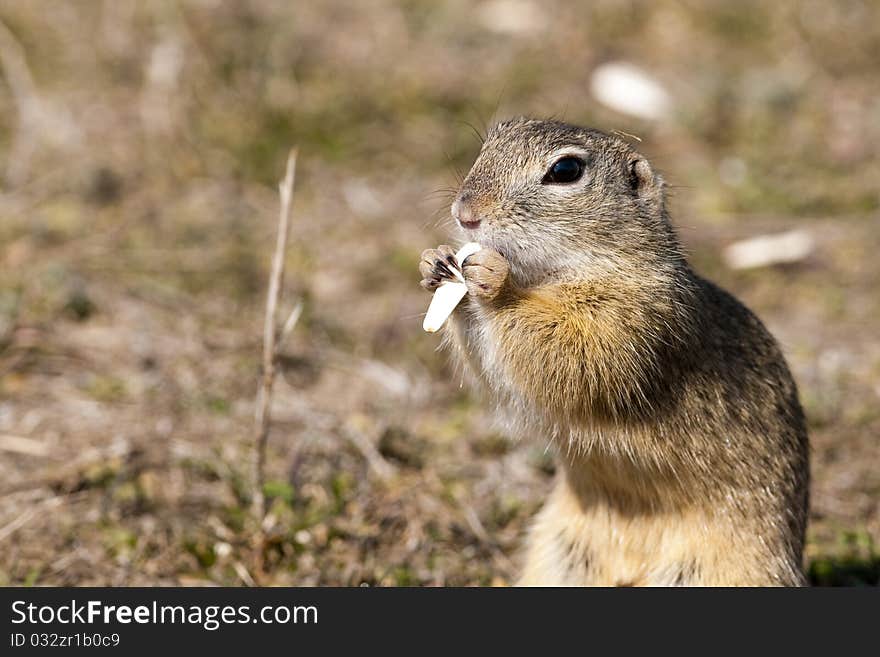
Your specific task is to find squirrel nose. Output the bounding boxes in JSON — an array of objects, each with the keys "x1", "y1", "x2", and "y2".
[{"x1": 452, "y1": 194, "x2": 481, "y2": 229}]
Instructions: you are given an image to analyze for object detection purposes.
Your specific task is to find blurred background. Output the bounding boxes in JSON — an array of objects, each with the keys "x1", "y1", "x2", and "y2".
[{"x1": 0, "y1": 0, "x2": 877, "y2": 586}]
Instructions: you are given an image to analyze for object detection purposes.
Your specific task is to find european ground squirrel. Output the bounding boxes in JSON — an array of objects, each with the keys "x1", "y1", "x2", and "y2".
[{"x1": 420, "y1": 118, "x2": 809, "y2": 586}]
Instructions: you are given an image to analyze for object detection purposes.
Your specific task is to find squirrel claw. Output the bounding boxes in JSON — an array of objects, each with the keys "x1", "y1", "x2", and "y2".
[{"x1": 419, "y1": 245, "x2": 458, "y2": 291}]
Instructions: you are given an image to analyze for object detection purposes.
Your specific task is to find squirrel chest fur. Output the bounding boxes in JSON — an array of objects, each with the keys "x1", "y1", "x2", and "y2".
[{"x1": 420, "y1": 118, "x2": 809, "y2": 586}]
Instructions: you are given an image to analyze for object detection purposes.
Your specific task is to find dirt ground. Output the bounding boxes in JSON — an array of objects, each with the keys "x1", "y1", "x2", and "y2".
[{"x1": 0, "y1": 1, "x2": 878, "y2": 586}]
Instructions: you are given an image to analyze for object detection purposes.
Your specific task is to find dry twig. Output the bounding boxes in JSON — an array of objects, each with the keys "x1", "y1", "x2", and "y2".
[
  {"x1": 0, "y1": 19, "x2": 79, "y2": 185},
  {"x1": 345, "y1": 426, "x2": 397, "y2": 483},
  {"x1": 252, "y1": 149, "x2": 300, "y2": 574},
  {"x1": 0, "y1": 495, "x2": 63, "y2": 545},
  {"x1": 0, "y1": 434, "x2": 48, "y2": 457},
  {"x1": 275, "y1": 300, "x2": 304, "y2": 356}
]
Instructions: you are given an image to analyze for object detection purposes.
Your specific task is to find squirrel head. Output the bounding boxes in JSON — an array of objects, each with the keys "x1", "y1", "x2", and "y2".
[{"x1": 453, "y1": 117, "x2": 684, "y2": 286}]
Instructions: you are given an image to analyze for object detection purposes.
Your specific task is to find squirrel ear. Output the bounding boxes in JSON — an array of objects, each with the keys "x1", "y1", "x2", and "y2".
[{"x1": 628, "y1": 155, "x2": 664, "y2": 206}]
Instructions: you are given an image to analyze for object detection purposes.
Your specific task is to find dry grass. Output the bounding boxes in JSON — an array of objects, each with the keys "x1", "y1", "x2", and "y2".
[{"x1": 0, "y1": 0, "x2": 877, "y2": 586}]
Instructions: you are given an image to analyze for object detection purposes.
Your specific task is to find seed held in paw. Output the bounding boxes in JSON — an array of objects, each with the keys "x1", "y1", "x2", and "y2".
[{"x1": 422, "y1": 242, "x2": 481, "y2": 333}]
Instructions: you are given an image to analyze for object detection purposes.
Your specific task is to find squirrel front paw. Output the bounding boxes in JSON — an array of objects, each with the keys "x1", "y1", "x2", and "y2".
[
  {"x1": 419, "y1": 245, "x2": 459, "y2": 291},
  {"x1": 462, "y1": 248, "x2": 509, "y2": 301}
]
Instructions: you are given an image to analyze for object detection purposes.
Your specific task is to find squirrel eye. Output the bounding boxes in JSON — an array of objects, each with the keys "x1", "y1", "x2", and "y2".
[{"x1": 542, "y1": 157, "x2": 585, "y2": 184}]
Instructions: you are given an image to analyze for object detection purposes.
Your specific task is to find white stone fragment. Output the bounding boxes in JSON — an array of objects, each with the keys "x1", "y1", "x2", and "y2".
[
  {"x1": 722, "y1": 229, "x2": 814, "y2": 270},
  {"x1": 590, "y1": 62, "x2": 671, "y2": 121},
  {"x1": 478, "y1": 0, "x2": 545, "y2": 35}
]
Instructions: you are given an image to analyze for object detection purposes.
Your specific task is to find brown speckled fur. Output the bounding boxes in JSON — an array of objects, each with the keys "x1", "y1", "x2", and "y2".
[{"x1": 421, "y1": 118, "x2": 809, "y2": 586}]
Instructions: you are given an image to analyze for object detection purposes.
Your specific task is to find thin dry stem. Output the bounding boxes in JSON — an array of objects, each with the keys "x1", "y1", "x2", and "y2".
[
  {"x1": 253, "y1": 149, "x2": 298, "y2": 533},
  {"x1": 0, "y1": 18, "x2": 40, "y2": 184},
  {"x1": 345, "y1": 427, "x2": 397, "y2": 483},
  {"x1": 275, "y1": 300, "x2": 304, "y2": 356},
  {"x1": 0, "y1": 434, "x2": 48, "y2": 457}
]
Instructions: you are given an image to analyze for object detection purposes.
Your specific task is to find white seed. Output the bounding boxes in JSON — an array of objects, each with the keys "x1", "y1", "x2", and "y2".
[{"x1": 423, "y1": 242, "x2": 482, "y2": 333}]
